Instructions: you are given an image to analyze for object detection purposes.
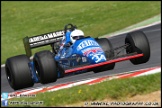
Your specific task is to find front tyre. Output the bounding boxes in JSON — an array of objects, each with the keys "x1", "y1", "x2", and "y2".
[
  {"x1": 125, "y1": 31, "x2": 150, "y2": 64},
  {"x1": 5, "y1": 55, "x2": 34, "y2": 90}
]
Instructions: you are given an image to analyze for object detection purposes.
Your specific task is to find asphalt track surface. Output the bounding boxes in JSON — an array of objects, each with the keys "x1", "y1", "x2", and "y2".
[{"x1": 1, "y1": 23, "x2": 161, "y2": 93}]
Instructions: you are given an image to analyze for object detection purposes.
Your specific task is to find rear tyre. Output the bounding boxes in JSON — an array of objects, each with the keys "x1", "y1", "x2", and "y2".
[
  {"x1": 93, "y1": 38, "x2": 115, "y2": 73},
  {"x1": 33, "y1": 50, "x2": 58, "y2": 84},
  {"x1": 125, "y1": 31, "x2": 150, "y2": 64},
  {"x1": 51, "y1": 42, "x2": 60, "y2": 54},
  {"x1": 5, "y1": 55, "x2": 34, "y2": 90}
]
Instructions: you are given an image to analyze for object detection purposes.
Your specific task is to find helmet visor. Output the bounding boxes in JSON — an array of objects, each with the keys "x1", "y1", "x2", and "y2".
[{"x1": 72, "y1": 36, "x2": 84, "y2": 40}]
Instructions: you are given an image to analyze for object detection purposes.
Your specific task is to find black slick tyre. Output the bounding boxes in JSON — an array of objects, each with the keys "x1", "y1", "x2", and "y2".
[
  {"x1": 125, "y1": 31, "x2": 150, "y2": 64},
  {"x1": 33, "y1": 50, "x2": 58, "y2": 84},
  {"x1": 5, "y1": 55, "x2": 34, "y2": 90}
]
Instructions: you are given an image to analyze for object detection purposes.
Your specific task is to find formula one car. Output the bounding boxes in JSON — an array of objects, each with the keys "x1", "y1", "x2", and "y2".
[{"x1": 5, "y1": 24, "x2": 150, "y2": 90}]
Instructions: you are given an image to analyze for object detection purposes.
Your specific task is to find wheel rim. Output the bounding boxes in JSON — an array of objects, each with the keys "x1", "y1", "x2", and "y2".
[
  {"x1": 5, "y1": 65, "x2": 12, "y2": 84},
  {"x1": 34, "y1": 60, "x2": 41, "y2": 81}
]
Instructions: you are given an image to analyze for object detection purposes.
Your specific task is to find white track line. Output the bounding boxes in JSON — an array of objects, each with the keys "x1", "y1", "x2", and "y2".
[
  {"x1": 105, "y1": 21, "x2": 161, "y2": 39},
  {"x1": 134, "y1": 68, "x2": 161, "y2": 77}
]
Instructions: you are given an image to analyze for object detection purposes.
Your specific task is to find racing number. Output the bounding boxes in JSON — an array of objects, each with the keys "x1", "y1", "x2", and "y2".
[{"x1": 92, "y1": 54, "x2": 106, "y2": 63}]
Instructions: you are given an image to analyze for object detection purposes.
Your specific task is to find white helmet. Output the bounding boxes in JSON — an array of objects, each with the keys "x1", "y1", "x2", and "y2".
[{"x1": 70, "y1": 29, "x2": 84, "y2": 43}]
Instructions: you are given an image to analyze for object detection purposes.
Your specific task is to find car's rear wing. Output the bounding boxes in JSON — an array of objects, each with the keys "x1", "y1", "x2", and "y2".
[{"x1": 23, "y1": 30, "x2": 64, "y2": 57}]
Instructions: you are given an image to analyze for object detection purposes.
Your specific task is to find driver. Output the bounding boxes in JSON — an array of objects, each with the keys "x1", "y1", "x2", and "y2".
[
  {"x1": 70, "y1": 29, "x2": 84, "y2": 44},
  {"x1": 64, "y1": 29, "x2": 84, "y2": 46},
  {"x1": 55, "y1": 29, "x2": 85, "y2": 60}
]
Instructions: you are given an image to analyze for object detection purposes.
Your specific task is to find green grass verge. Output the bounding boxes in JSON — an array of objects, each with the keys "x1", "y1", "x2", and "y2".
[
  {"x1": 7, "y1": 72, "x2": 161, "y2": 107},
  {"x1": 1, "y1": 1, "x2": 161, "y2": 64}
]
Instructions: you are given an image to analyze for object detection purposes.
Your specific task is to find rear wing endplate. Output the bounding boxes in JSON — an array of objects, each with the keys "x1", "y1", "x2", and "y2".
[{"x1": 23, "y1": 30, "x2": 64, "y2": 57}]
